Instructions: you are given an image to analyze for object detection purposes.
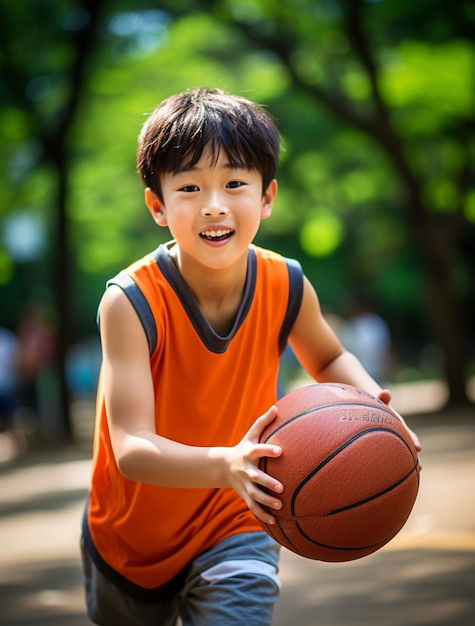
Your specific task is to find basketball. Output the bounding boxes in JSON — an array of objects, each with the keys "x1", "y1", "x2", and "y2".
[{"x1": 259, "y1": 383, "x2": 420, "y2": 562}]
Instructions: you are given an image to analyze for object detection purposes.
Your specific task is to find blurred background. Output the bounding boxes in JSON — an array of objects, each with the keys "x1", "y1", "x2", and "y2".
[
  {"x1": 0, "y1": 3, "x2": 475, "y2": 626},
  {"x1": 0, "y1": 0, "x2": 474, "y2": 446}
]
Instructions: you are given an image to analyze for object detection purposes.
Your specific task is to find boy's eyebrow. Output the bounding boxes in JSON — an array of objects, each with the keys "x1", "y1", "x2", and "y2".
[{"x1": 172, "y1": 161, "x2": 250, "y2": 176}]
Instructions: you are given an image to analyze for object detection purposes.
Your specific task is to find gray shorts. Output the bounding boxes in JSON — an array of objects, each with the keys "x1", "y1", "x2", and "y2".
[{"x1": 81, "y1": 531, "x2": 281, "y2": 626}]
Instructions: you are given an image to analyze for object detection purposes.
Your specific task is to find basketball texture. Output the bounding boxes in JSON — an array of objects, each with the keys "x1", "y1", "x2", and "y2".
[{"x1": 259, "y1": 383, "x2": 420, "y2": 562}]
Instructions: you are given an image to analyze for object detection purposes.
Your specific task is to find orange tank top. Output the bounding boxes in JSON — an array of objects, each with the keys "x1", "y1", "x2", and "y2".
[{"x1": 84, "y1": 243, "x2": 303, "y2": 594}]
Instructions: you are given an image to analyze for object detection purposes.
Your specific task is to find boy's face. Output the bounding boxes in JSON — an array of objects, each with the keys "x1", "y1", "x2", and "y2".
[{"x1": 145, "y1": 148, "x2": 277, "y2": 271}]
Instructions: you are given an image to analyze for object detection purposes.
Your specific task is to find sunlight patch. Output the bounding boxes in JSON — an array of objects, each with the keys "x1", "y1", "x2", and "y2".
[{"x1": 299, "y1": 213, "x2": 343, "y2": 257}]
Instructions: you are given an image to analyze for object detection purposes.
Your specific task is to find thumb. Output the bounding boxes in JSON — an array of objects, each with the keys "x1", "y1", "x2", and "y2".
[{"x1": 250, "y1": 405, "x2": 278, "y2": 443}]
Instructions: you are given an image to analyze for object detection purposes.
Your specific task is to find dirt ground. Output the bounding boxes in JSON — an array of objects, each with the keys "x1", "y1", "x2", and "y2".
[{"x1": 0, "y1": 383, "x2": 474, "y2": 625}]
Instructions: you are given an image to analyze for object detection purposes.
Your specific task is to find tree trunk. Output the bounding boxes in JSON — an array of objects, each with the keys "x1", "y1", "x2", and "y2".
[
  {"x1": 422, "y1": 231, "x2": 469, "y2": 406},
  {"x1": 55, "y1": 150, "x2": 73, "y2": 439}
]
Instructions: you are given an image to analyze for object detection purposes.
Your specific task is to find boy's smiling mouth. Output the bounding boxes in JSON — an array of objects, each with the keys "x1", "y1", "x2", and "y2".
[{"x1": 200, "y1": 229, "x2": 235, "y2": 241}]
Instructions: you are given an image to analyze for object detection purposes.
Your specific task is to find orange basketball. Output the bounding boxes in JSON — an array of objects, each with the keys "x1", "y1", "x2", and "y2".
[{"x1": 259, "y1": 383, "x2": 420, "y2": 562}]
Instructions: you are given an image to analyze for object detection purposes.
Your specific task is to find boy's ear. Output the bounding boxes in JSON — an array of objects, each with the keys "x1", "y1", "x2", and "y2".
[
  {"x1": 145, "y1": 188, "x2": 167, "y2": 226},
  {"x1": 261, "y1": 179, "x2": 278, "y2": 220}
]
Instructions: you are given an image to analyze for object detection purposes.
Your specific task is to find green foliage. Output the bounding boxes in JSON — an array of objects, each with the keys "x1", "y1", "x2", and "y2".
[
  {"x1": 67, "y1": 6, "x2": 291, "y2": 286},
  {"x1": 382, "y1": 39, "x2": 473, "y2": 119},
  {"x1": 299, "y1": 212, "x2": 344, "y2": 258},
  {"x1": 0, "y1": 0, "x2": 474, "y2": 374}
]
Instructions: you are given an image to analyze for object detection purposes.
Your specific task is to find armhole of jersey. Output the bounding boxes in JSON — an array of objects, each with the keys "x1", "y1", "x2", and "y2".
[
  {"x1": 278, "y1": 258, "x2": 304, "y2": 355},
  {"x1": 101, "y1": 271, "x2": 157, "y2": 356}
]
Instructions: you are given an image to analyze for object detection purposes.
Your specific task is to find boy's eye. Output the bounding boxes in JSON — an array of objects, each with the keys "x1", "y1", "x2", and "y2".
[
  {"x1": 180, "y1": 185, "x2": 199, "y2": 193},
  {"x1": 227, "y1": 180, "x2": 244, "y2": 189}
]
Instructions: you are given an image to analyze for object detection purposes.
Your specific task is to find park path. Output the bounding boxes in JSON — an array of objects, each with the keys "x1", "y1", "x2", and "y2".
[{"x1": 0, "y1": 382, "x2": 474, "y2": 625}]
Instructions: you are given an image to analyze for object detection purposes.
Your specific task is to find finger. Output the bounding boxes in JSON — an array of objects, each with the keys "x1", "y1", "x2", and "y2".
[
  {"x1": 252, "y1": 442, "x2": 283, "y2": 460},
  {"x1": 250, "y1": 500, "x2": 279, "y2": 526},
  {"x1": 406, "y1": 431, "x2": 422, "y2": 471},
  {"x1": 247, "y1": 487, "x2": 282, "y2": 525},
  {"x1": 236, "y1": 476, "x2": 281, "y2": 525},
  {"x1": 246, "y1": 444, "x2": 283, "y2": 491},
  {"x1": 252, "y1": 483, "x2": 283, "y2": 509},
  {"x1": 245, "y1": 458, "x2": 283, "y2": 494},
  {"x1": 247, "y1": 405, "x2": 278, "y2": 442},
  {"x1": 412, "y1": 432, "x2": 422, "y2": 452},
  {"x1": 253, "y1": 405, "x2": 278, "y2": 429},
  {"x1": 377, "y1": 389, "x2": 392, "y2": 405}
]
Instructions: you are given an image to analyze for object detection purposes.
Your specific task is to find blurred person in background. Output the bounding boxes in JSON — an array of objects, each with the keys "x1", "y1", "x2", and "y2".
[
  {"x1": 342, "y1": 292, "x2": 392, "y2": 385},
  {"x1": 0, "y1": 326, "x2": 20, "y2": 431},
  {"x1": 16, "y1": 304, "x2": 57, "y2": 426}
]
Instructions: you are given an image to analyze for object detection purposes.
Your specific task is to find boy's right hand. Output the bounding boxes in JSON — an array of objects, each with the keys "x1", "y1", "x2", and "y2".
[{"x1": 222, "y1": 406, "x2": 284, "y2": 525}]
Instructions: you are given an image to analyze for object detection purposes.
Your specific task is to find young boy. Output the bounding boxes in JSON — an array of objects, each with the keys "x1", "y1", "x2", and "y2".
[{"x1": 81, "y1": 87, "x2": 421, "y2": 626}]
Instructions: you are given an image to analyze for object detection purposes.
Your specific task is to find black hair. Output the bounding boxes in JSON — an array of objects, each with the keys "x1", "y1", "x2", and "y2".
[{"x1": 136, "y1": 88, "x2": 280, "y2": 200}]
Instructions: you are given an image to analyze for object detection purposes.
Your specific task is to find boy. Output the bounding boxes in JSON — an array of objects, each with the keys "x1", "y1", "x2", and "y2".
[{"x1": 81, "y1": 87, "x2": 421, "y2": 625}]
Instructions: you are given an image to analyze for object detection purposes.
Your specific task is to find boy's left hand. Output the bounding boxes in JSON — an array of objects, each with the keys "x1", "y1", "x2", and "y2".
[{"x1": 378, "y1": 389, "x2": 422, "y2": 469}]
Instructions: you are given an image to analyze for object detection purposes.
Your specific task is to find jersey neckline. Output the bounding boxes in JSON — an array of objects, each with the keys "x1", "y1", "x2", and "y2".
[{"x1": 153, "y1": 242, "x2": 257, "y2": 354}]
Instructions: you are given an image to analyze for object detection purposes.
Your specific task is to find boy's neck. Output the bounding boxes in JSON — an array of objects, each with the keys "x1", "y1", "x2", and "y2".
[{"x1": 168, "y1": 242, "x2": 249, "y2": 336}]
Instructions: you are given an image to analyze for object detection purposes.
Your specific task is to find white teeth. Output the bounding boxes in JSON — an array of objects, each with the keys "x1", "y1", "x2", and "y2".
[{"x1": 202, "y1": 230, "x2": 232, "y2": 238}]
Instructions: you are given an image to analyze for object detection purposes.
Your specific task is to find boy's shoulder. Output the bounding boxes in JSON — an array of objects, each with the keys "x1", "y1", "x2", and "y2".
[
  {"x1": 252, "y1": 243, "x2": 297, "y2": 265},
  {"x1": 108, "y1": 243, "x2": 172, "y2": 285},
  {"x1": 252, "y1": 244, "x2": 303, "y2": 281}
]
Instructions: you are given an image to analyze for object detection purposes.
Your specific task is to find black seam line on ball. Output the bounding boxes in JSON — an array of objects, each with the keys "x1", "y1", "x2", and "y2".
[
  {"x1": 295, "y1": 518, "x2": 394, "y2": 551},
  {"x1": 322, "y1": 461, "x2": 419, "y2": 517},
  {"x1": 277, "y1": 520, "x2": 305, "y2": 555},
  {"x1": 290, "y1": 427, "x2": 418, "y2": 516},
  {"x1": 262, "y1": 401, "x2": 396, "y2": 444}
]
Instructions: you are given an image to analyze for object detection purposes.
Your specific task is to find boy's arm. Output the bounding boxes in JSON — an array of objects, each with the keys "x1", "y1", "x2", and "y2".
[
  {"x1": 289, "y1": 277, "x2": 421, "y2": 451},
  {"x1": 99, "y1": 286, "x2": 284, "y2": 523},
  {"x1": 288, "y1": 276, "x2": 365, "y2": 388}
]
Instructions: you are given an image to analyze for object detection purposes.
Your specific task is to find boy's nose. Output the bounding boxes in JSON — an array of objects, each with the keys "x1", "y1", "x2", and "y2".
[{"x1": 201, "y1": 196, "x2": 229, "y2": 217}]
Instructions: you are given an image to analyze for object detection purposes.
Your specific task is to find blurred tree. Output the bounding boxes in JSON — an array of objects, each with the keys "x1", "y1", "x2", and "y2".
[
  {"x1": 0, "y1": 0, "x2": 474, "y2": 438},
  {"x1": 0, "y1": 0, "x2": 283, "y2": 436},
  {"x1": 0, "y1": 0, "x2": 104, "y2": 438},
  {"x1": 189, "y1": 0, "x2": 475, "y2": 406}
]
